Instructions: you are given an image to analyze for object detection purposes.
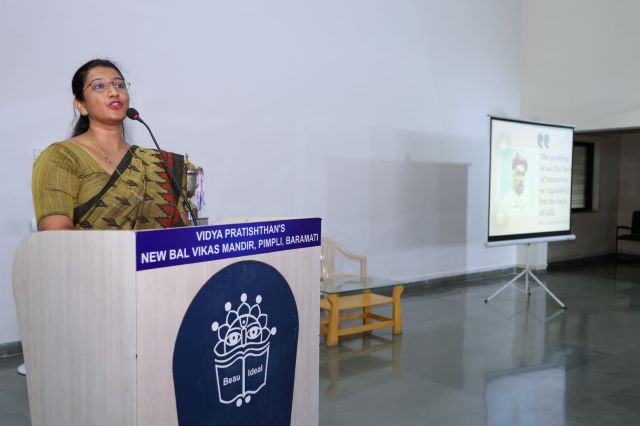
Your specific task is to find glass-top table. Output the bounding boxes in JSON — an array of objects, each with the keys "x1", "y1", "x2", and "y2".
[
  {"x1": 319, "y1": 275, "x2": 405, "y2": 346},
  {"x1": 320, "y1": 275, "x2": 404, "y2": 294}
]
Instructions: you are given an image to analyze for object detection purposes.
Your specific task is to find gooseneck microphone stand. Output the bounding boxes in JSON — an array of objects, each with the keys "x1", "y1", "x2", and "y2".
[{"x1": 126, "y1": 108, "x2": 199, "y2": 226}]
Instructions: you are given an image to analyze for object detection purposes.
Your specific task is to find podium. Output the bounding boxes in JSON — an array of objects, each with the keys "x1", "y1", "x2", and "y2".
[{"x1": 12, "y1": 217, "x2": 321, "y2": 426}]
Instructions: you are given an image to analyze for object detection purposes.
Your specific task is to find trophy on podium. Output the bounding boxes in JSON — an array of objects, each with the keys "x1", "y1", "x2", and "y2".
[{"x1": 185, "y1": 153, "x2": 205, "y2": 224}]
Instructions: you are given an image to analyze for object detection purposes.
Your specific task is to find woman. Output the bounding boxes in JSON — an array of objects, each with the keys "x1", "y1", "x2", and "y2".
[{"x1": 32, "y1": 59, "x2": 189, "y2": 230}]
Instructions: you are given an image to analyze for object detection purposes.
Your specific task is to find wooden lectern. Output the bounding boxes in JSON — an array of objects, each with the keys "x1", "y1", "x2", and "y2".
[{"x1": 12, "y1": 217, "x2": 321, "y2": 426}]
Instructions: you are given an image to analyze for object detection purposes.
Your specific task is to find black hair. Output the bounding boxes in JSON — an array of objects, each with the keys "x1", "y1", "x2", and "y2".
[{"x1": 71, "y1": 59, "x2": 125, "y2": 137}]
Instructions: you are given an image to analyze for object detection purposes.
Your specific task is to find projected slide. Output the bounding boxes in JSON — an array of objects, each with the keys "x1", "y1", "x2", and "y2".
[{"x1": 488, "y1": 117, "x2": 573, "y2": 242}]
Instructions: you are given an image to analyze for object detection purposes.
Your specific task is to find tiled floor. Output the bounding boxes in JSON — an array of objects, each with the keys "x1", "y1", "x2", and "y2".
[
  {"x1": 3, "y1": 258, "x2": 640, "y2": 425},
  {"x1": 0, "y1": 355, "x2": 29, "y2": 425},
  {"x1": 318, "y1": 259, "x2": 640, "y2": 426}
]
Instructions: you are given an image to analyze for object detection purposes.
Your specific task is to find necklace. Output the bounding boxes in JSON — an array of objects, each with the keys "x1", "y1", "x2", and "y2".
[
  {"x1": 95, "y1": 139, "x2": 148, "y2": 226},
  {"x1": 90, "y1": 138, "x2": 126, "y2": 165},
  {"x1": 80, "y1": 137, "x2": 149, "y2": 230},
  {"x1": 87, "y1": 137, "x2": 145, "y2": 201}
]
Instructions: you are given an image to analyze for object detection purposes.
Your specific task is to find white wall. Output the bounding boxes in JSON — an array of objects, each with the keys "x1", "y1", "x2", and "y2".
[
  {"x1": 522, "y1": 0, "x2": 640, "y2": 130},
  {"x1": 0, "y1": 0, "x2": 522, "y2": 344}
]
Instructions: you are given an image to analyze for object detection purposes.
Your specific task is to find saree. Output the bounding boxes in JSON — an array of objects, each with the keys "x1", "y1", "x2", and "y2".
[{"x1": 33, "y1": 141, "x2": 188, "y2": 230}]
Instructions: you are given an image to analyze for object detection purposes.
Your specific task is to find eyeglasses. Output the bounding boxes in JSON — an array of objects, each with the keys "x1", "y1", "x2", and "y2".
[{"x1": 84, "y1": 79, "x2": 131, "y2": 93}]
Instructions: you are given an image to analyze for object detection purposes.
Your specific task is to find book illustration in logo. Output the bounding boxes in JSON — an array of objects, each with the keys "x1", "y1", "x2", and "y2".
[{"x1": 211, "y1": 293, "x2": 277, "y2": 407}]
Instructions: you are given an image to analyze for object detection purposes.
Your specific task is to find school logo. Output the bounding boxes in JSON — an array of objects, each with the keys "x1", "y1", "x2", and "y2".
[
  {"x1": 173, "y1": 261, "x2": 299, "y2": 426},
  {"x1": 211, "y1": 293, "x2": 276, "y2": 407}
]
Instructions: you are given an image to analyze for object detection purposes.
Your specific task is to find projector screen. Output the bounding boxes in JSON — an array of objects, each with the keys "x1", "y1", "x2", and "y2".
[{"x1": 488, "y1": 117, "x2": 574, "y2": 244}]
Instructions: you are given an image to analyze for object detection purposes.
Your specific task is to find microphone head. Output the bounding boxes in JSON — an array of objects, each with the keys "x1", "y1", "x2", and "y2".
[{"x1": 126, "y1": 107, "x2": 140, "y2": 120}]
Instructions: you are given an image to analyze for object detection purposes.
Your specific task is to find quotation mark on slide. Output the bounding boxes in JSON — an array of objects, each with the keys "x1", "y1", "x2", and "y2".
[{"x1": 537, "y1": 134, "x2": 550, "y2": 149}]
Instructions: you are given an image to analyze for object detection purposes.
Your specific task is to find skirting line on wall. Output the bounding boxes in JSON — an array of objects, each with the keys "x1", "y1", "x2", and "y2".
[{"x1": 0, "y1": 341, "x2": 23, "y2": 358}]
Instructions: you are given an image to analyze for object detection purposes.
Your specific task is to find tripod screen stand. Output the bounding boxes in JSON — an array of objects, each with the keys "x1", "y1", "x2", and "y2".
[{"x1": 484, "y1": 243, "x2": 566, "y2": 309}]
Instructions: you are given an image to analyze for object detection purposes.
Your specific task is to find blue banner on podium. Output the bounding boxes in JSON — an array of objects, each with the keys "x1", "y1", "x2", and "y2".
[{"x1": 136, "y1": 217, "x2": 321, "y2": 271}]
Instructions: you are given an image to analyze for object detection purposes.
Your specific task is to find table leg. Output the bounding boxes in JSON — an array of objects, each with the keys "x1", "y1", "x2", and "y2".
[
  {"x1": 326, "y1": 294, "x2": 340, "y2": 347},
  {"x1": 362, "y1": 289, "x2": 372, "y2": 334},
  {"x1": 392, "y1": 285, "x2": 404, "y2": 334}
]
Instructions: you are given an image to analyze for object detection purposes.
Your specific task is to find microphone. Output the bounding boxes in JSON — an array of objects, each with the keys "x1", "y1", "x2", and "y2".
[
  {"x1": 126, "y1": 107, "x2": 199, "y2": 226},
  {"x1": 126, "y1": 107, "x2": 140, "y2": 121}
]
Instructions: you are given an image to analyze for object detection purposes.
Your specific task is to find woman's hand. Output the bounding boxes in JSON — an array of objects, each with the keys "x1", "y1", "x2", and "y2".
[{"x1": 38, "y1": 215, "x2": 74, "y2": 231}]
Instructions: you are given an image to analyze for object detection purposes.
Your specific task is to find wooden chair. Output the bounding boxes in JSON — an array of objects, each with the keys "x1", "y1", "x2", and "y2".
[
  {"x1": 616, "y1": 211, "x2": 640, "y2": 254},
  {"x1": 320, "y1": 237, "x2": 403, "y2": 346}
]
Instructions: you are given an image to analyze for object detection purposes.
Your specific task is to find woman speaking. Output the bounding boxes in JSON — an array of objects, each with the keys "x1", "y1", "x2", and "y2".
[{"x1": 32, "y1": 59, "x2": 190, "y2": 230}]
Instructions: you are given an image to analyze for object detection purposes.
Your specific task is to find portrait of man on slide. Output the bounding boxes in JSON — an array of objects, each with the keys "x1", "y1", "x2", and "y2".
[{"x1": 500, "y1": 153, "x2": 530, "y2": 213}]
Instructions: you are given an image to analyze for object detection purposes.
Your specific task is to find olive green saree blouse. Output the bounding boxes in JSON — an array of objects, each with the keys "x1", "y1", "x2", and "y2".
[{"x1": 33, "y1": 141, "x2": 187, "y2": 230}]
